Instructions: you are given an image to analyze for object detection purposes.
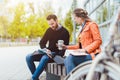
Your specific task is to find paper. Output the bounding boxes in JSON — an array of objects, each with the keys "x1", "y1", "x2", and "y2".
[
  {"x1": 38, "y1": 49, "x2": 52, "y2": 58},
  {"x1": 67, "y1": 50, "x2": 88, "y2": 56}
]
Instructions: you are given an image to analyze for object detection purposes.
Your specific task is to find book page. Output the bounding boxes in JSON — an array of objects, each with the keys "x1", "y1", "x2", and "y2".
[
  {"x1": 40, "y1": 49, "x2": 52, "y2": 58},
  {"x1": 67, "y1": 50, "x2": 88, "y2": 56}
]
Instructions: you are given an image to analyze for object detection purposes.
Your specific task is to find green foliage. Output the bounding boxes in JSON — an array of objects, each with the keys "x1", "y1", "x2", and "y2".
[
  {"x1": 26, "y1": 16, "x2": 49, "y2": 38},
  {"x1": 64, "y1": 10, "x2": 73, "y2": 42},
  {"x1": 0, "y1": 16, "x2": 9, "y2": 38},
  {"x1": 6, "y1": 2, "x2": 51, "y2": 41},
  {"x1": 7, "y1": 3, "x2": 26, "y2": 40},
  {"x1": 97, "y1": 6, "x2": 107, "y2": 23},
  {"x1": 1, "y1": 1, "x2": 74, "y2": 42}
]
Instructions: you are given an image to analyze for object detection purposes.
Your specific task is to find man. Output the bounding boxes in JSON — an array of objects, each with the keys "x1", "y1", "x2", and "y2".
[{"x1": 26, "y1": 14, "x2": 70, "y2": 80}]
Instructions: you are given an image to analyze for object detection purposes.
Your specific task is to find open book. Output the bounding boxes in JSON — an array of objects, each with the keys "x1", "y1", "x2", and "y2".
[
  {"x1": 38, "y1": 49, "x2": 64, "y2": 64},
  {"x1": 67, "y1": 50, "x2": 88, "y2": 56},
  {"x1": 38, "y1": 49, "x2": 52, "y2": 58}
]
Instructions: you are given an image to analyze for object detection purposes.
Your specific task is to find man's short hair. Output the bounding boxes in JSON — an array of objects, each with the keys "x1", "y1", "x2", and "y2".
[{"x1": 46, "y1": 14, "x2": 57, "y2": 21}]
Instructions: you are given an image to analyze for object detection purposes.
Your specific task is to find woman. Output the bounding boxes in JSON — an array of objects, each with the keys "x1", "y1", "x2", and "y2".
[{"x1": 63, "y1": 8, "x2": 102, "y2": 74}]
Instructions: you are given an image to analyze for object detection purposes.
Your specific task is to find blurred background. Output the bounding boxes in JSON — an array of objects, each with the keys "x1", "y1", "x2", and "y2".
[
  {"x1": 0, "y1": 0, "x2": 120, "y2": 80},
  {"x1": 0, "y1": 0, "x2": 85, "y2": 47},
  {"x1": 0, "y1": 0, "x2": 119, "y2": 47}
]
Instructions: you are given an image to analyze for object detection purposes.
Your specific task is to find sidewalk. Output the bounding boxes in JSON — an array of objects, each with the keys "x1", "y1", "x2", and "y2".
[{"x1": 0, "y1": 46, "x2": 45, "y2": 80}]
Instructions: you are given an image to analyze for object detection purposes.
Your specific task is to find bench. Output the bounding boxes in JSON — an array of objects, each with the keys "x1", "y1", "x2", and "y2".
[{"x1": 45, "y1": 63, "x2": 66, "y2": 80}]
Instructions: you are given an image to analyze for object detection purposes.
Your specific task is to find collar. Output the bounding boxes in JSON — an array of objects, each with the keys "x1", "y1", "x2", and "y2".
[
  {"x1": 80, "y1": 21, "x2": 86, "y2": 33},
  {"x1": 81, "y1": 21, "x2": 86, "y2": 28},
  {"x1": 56, "y1": 24, "x2": 62, "y2": 30}
]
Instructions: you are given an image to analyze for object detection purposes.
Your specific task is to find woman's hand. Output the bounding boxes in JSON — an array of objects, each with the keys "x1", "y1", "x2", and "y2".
[
  {"x1": 61, "y1": 44, "x2": 67, "y2": 49},
  {"x1": 56, "y1": 43, "x2": 67, "y2": 50}
]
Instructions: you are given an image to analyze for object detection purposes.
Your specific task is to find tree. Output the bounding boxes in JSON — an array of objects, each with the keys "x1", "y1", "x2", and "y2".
[
  {"x1": 35, "y1": 1, "x2": 54, "y2": 37},
  {"x1": 7, "y1": 3, "x2": 25, "y2": 41},
  {"x1": 6, "y1": 1, "x2": 55, "y2": 41},
  {"x1": 23, "y1": 1, "x2": 54, "y2": 39},
  {"x1": 64, "y1": 10, "x2": 73, "y2": 42},
  {"x1": 25, "y1": 16, "x2": 49, "y2": 38},
  {"x1": 0, "y1": 16, "x2": 9, "y2": 39},
  {"x1": 64, "y1": 0, "x2": 77, "y2": 43}
]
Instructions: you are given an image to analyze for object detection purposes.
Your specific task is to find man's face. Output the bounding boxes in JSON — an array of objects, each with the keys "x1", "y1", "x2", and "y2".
[{"x1": 48, "y1": 19, "x2": 58, "y2": 30}]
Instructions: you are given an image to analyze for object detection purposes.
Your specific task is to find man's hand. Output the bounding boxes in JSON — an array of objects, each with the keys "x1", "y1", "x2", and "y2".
[{"x1": 42, "y1": 48, "x2": 52, "y2": 58}]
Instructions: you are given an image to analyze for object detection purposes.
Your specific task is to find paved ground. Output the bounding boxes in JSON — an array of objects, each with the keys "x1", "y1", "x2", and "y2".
[{"x1": 0, "y1": 46, "x2": 45, "y2": 80}]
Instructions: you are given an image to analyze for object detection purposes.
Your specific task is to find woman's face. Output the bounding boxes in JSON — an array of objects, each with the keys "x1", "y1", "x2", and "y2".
[{"x1": 74, "y1": 14, "x2": 82, "y2": 25}]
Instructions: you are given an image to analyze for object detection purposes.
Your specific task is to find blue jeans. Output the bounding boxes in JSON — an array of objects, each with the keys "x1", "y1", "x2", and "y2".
[
  {"x1": 26, "y1": 51, "x2": 55, "y2": 80},
  {"x1": 64, "y1": 54, "x2": 92, "y2": 74}
]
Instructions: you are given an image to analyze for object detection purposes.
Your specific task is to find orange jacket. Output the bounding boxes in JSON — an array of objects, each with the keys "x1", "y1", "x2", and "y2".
[{"x1": 67, "y1": 21, "x2": 102, "y2": 59}]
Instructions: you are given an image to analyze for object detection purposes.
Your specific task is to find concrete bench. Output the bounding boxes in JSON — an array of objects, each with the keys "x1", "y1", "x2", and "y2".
[{"x1": 45, "y1": 63, "x2": 66, "y2": 80}]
